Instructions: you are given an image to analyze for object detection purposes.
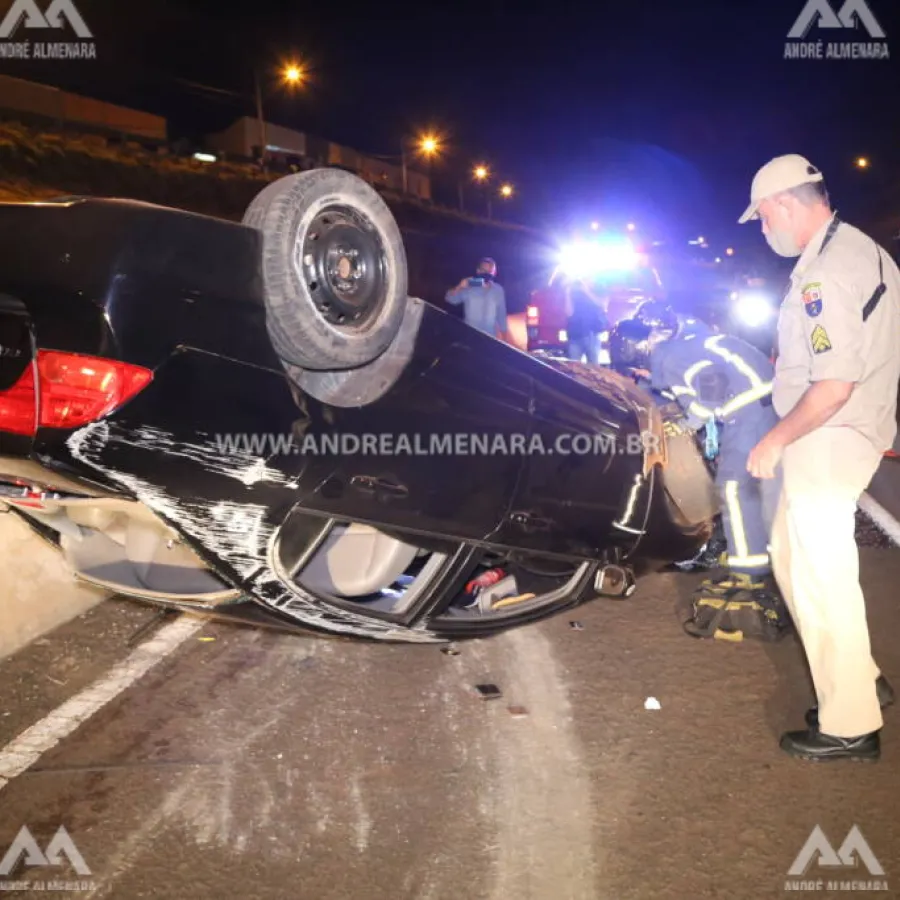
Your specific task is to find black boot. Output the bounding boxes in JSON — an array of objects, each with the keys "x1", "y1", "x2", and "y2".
[
  {"x1": 805, "y1": 676, "x2": 894, "y2": 729},
  {"x1": 780, "y1": 728, "x2": 880, "y2": 762}
]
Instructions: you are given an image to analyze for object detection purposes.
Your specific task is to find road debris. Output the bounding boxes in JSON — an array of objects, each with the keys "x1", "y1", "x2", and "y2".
[
  {"x1": 126, "y1": 608, "x2": 176, "y2": 647},
  {"x1": 644, "y1": 697, "x2": 661, "y2": 710},
  {"x1": 474, "y1": 683, "x2": 502, "y2": 700},
  {"x1": 569, "y1": 621, "x2": 585, "y2": 630}
]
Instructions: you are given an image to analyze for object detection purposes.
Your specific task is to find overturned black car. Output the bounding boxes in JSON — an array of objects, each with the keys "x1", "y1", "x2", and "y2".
[{"x1": 0, "y1": 170, "x2": 719, "y2": 642}]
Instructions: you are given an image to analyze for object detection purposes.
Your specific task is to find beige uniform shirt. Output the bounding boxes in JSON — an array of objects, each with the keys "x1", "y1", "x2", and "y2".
[{"x1": 773, "y1": 215, "x2": 900, "y2": 453}]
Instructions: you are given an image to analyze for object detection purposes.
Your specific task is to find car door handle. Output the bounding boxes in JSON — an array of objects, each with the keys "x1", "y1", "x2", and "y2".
[
  {"x1": 350, "y1": 475, "x2": 409, "y2": 498},
  {"x1": 510, "y1": 511, "x2": 552, "y2": 531}
]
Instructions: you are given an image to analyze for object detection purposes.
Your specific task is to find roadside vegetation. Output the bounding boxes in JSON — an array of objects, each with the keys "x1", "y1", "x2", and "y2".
[{"x1": 0, "y1": 119, "x2": 537, "y2": 233}]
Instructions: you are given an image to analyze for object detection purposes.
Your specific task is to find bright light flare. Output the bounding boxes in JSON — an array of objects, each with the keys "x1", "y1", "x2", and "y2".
[
  {"x1": 734, "y1": 290, "x2": 774, "y2": 328},
  {"x1": 419, "y1": 134, "x2": 441, "y2": 155},
  {"x1": 282, "y1": 64, "x2": 304, "y2": 84},
  {"x1": 473, "y1": 165, "x2": 489, "y2": 181},
  {"x1": 499, "y1": 183, "x2": 514, "y2": 198},
  {"x1": 557, "y1": 238, "x2": 638, "y2": 279}
]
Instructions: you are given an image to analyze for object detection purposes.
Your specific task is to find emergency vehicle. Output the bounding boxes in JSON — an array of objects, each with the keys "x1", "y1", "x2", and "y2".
[{"x1": 525, "y1": 235, "x2": 666, "y2": 359}]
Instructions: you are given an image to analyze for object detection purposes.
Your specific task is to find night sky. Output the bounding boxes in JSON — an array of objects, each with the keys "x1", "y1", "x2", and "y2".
[{"x1": 4, "y1": 0, "x2": 900, "y2": 252}]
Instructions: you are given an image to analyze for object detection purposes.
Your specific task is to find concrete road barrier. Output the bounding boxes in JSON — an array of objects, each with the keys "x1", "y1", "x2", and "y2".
[{"x1": 0, "y1": 510, "x2": 108, "y2": 661}]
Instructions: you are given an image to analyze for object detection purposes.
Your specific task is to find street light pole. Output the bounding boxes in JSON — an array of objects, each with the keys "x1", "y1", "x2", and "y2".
[
  {"x1": 254, "y1": 69, "x2": 267, "y2": 166},
  {"x1": 401, "y1": 146, "x2": 408, "y2": 194}
]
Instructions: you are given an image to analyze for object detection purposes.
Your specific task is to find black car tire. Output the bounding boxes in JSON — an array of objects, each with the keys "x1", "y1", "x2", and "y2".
[{"x1": 243, "y1": 169, "x2": 408, "y2": 371}]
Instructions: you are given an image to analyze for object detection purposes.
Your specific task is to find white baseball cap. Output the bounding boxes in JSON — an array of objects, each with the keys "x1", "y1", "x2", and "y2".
[{"x1": 738, "y1": 154, "x2": 824, "y2": 224}]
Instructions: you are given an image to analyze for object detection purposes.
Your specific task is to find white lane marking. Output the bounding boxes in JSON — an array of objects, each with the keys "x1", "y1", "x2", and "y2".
[
  {"x1": 859, "y1": 491, "x2": 900, "y2": 547},
  {"x1": 484, "y1": 627, "x2": 597, "y2": 900},
  {"x1": 0, "y1": 614, "x2": 203, "y2": 793}
]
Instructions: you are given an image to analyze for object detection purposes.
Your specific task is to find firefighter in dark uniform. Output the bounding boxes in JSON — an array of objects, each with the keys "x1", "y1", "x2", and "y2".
[{"x1": 610, "y1": 302, "x2": 788, "y2": 637}]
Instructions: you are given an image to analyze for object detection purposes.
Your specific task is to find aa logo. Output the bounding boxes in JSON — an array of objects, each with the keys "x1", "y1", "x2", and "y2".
[
  {"x1": 0, "y1": 825, "x2": 91, "y2": 876},
  {"x1": 0, "y1": 0, "x2": 92, "y2": 40},
  {"x1": 788, "y1": 0, "x2": 886, "y2": 39},
  {"x1": 788, "y1": 824, "x2": 884, "y2": 876}
]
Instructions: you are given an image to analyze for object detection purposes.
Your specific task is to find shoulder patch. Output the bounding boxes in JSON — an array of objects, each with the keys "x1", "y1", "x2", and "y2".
[
  {"x1": 810, "y1": 324, "x2": 831, "y2": 354},
  {"x1": 802, "y1": 282, "x2": 823, "y2": 317}
]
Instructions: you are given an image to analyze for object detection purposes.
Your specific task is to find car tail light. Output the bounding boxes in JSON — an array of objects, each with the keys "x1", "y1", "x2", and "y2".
[
  {"x1": 0, "y1": 361, "x2": 37, "y2": 436},
  {"x1": 38, "y1": 352, "x2": 153, "y2": 430},
  {"x1": 526, "y1": 305, "x2": 540, "y2": 326},
  {"x1": 0, "y1": 351, "x2": 153, "y2": 436}
]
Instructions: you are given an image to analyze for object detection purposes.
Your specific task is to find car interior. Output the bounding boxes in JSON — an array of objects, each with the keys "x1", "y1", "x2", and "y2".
[{"x1": 274, "y1": 511, "x2": 588, "y2": 623}]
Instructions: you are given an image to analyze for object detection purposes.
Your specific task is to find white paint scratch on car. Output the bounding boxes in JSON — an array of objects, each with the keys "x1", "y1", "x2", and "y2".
[
  {"x1": 65, "y1": 421, "x2": 437, "y2": 642},
  {"x1": 116, "y1": 425, "x2": 298, "y2": 489}
]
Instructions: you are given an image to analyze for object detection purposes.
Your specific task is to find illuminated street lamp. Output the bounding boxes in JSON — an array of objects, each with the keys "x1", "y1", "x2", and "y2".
[
  {"x1": 255, "y1": 62, "x2": 306, "y2": 166},
  {"x1": 283, "y1": 64, "x2": 304, "y2": 85},
  {"x1": 856, "y1": 156, "x2": 870, "y2": 169},
  {"x1": 726, "y1": 247, "x2": 735, "y2": 256},
  {"x1": 499, "y1": 183, "x2": 514, "y2": 198},
  {"x1": 472, "y1": 165, "x2": 494, "y2": 218},
  {"x1": 420, "y1": 134, "x2": 441, "y2": 156},
  {"x1": 401, "y1": 131, "x2": 442, "y2": 195},
  {"x1": 626, "y1": 222, "x2": 636, "y2": 232}
]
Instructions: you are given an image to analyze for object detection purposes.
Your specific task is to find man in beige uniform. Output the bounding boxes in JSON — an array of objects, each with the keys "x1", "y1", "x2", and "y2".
[{"x1": 741, "y1": 154, "x2": 900, "y2": 762}]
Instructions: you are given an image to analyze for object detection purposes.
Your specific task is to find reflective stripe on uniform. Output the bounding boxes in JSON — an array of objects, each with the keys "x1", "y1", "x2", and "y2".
[
  {"x1": 684, "y1": 359, "x2": 714, "y2": 385},
  {"x1": 704, "y1": 336, "x2": 764, "y2": 387},
  {"x1": 727, "y1": 553, "x2": 770, "y2": 568},
  {"x1": 717, "y1": 380, "x2": 773, "y2": 418},
  {"x1": 672, "y1": 361, "x2": 716, "y2": 419},
  {"x1": 723, "y1": 479, "x2": 770, "y2": 569},
  {"x1": 688, "y1": 401, "x2": 716, "y2": 421},
  {"x1": 725, "y1": 480, "x2": 750, "y2": 561},
  {"x1": 702, "y1": 335, "x2": 773, "y2": 420}
]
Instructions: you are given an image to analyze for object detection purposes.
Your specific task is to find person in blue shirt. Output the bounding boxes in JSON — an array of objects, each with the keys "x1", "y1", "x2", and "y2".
[{"x1": 444, "y1": 257, "x2": 510, "y2": 342}]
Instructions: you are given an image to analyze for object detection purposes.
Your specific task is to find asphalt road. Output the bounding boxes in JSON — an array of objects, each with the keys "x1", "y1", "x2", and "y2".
[{"x1": 1, "y1": 492, "x2": 899, "y2": 899}]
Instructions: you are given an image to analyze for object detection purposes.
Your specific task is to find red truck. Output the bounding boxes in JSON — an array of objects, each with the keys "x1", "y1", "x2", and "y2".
[{"x1": 525, "y1": 243, "x2": 666, "y2": 359}]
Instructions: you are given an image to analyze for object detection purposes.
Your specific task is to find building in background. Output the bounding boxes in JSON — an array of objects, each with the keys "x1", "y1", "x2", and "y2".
[
  {"x1": 0, "y1": 74, "x2": 166, "y2": 145},
  {"x1": 0, "y1": 76, "x2": 430, "y2": 202},
  {"x1": 205, "y1": 115, "x2": 307, "y2": 163},
  {"x1": 205, "y1": 115, "x2": 431, "y2": 201}
]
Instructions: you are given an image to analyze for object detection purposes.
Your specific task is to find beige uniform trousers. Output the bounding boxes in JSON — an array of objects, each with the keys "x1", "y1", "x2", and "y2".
[{"x1": 770, "y1": 425, "x2": 883, "y2": 738}]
